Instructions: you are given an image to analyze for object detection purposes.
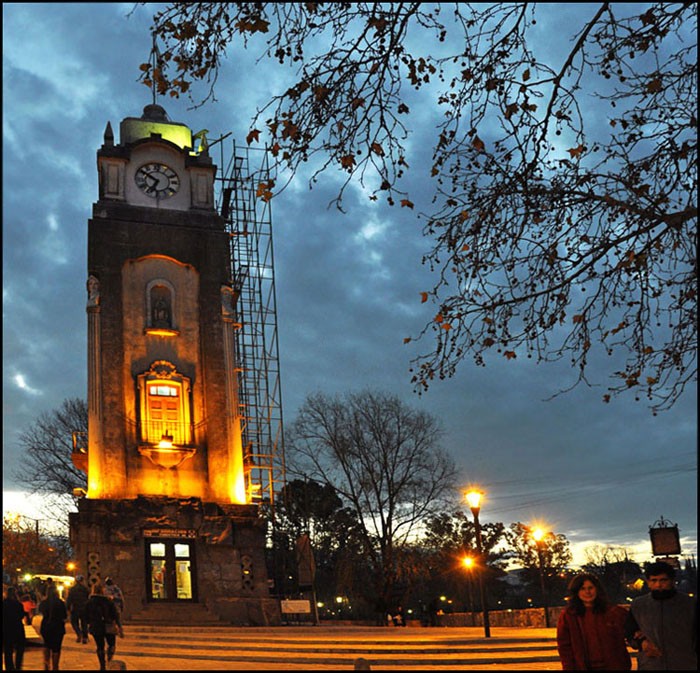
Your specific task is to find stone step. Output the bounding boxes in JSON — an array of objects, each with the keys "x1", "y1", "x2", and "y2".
[
  {"x1": 113, "y1": 624, "x2": 561, "y2": 667},
  {"x1": 126, "y1": 633, "x2": 559, "y2": 651}
]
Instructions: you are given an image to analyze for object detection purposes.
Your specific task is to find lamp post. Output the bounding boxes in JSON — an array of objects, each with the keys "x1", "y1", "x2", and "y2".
[
  {"x1": 462, "y1": 556, "x2": 475, "y2": 616},
  {"x1": 532, "y1": 527, "x2": 550, "y2": 628},
  {"x1": 465, "y1": 490, "x2": 491, "y2": 638}
]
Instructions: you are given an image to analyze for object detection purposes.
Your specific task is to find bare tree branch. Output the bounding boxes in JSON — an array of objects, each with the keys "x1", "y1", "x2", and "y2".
[{"x1": 140, "y1": 3, "x2": 697, "y2": 412}]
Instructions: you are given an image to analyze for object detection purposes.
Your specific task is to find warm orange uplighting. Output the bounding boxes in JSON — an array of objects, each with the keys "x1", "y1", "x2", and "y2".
[
  {"x1": 138, "y1": 432, "x2": 197, "y2": 470},
  {"x1": 144, "y1": 327, "x2": 179, "y2": 337},
  {"x1": 465, "y1": 490, "x2": 483, "y2": 511},
  {"x1": 157, "y1": 433, "x2": 174, "y2": 449}
]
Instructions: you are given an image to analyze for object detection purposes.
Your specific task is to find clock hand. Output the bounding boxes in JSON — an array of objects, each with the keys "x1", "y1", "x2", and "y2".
[{"x1": 145, "y1": 174, "x2": 158, "y2": 194}]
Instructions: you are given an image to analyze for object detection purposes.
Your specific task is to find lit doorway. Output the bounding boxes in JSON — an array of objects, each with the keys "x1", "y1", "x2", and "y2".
[{"x1": 145, "y1": 539, "x2": 196, "y2": 602}]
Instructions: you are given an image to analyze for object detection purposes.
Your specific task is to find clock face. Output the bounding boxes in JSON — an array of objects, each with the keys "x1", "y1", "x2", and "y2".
[{"x1": 135, "y1": 163, "x2": 180, "y2": 199}]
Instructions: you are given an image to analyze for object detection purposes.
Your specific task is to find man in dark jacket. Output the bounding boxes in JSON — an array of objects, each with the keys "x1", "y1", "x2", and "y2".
[
  {"x1": 65, "y1": 574, "x2": 90, "y2": 643},
  {"x1": 626, "y1": 561, "x2": 697, "y2": 670},
  {"x1": 3, "y1": 586, "x2": 27, "y2": 670}
]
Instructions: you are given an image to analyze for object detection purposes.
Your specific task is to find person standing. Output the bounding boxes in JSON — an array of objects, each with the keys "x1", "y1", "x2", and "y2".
[
  {"x1": 556, "y1": 572, "x2": 631, "y2": 670},
  {"x1": 393, "y1": 606, "x2": 406, "y2": 626},
  {"x1": 37, "y1": 584, "x2": 67, "y2": 671},
  {"x1": 86, "y1": 581, "x2": 123, "y2": 670},
  {"x1": 625, "y1": 561, "x2": 697, "y2": 670},
  {"x1": 3, "y1": 586, "x2": 27, "y2": 670},
  {"x1": 65, "y1": 575, "x2": 89, "y2": 644}
]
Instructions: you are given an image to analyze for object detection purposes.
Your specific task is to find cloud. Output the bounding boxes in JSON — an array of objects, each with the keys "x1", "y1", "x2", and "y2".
[
  {"x1": 11, "y1": 373, "x2": 43, "y2": 397},
  {"x1": 2, "y1": 3, "x2": 696, "y2": 568}
]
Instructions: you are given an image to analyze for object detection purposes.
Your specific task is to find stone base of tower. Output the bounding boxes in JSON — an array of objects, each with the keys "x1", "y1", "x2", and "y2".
[{"x1": 69, "y1": 495, "x2": 281, "y2": 626}]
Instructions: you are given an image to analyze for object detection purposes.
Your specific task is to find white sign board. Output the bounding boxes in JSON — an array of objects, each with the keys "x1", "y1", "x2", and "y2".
[{"x1": 280, "y1": 599, "x2": 311, "y2": 614}]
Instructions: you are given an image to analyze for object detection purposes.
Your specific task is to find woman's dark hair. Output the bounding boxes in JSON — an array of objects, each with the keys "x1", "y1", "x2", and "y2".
[
  {"x1": 43, "y1": 583, "x2": 61, "y2": 622},
  {"x1": 566, "y1": 573, "x2": 610, "y2": 615},
  {"x1": 45, "y1": 584, "x2": 60, "y2": 601}
]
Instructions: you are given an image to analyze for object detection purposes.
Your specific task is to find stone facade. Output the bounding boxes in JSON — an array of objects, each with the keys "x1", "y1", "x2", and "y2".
[
  {"x1": 70, "y1": 105, "x2": 278, "y2": 626},
  {"x1": 69, "y1": 495, "x2": 280, "y2": 625}
]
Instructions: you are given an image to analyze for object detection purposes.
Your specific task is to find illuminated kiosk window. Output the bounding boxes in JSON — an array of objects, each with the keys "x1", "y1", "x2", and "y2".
[
  {"x1": 174, "y1": 544, "x2": 193, "y2": 599},
  {"x1": 145, "y1": 279, "x2": 179, "y2": 337},
  {"x1": 146, "y1": 539, "x2": 195, "y2": 602},
  {"x1": 137, "y1": 361, "x2": 195, "y2": 469}
]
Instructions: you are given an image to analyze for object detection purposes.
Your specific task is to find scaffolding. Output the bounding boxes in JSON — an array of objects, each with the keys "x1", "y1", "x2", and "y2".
[{"x1": 214, "y1": 138, "x2": 286, "y2": 513}]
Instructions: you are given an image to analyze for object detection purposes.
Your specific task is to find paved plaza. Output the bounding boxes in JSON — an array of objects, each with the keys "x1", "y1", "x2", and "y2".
[{"x1": 9, "y1": 623, "x2": 640, "y2": 671}]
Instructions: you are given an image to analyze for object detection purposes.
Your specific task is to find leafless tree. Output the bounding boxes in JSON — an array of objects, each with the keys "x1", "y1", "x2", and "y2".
[
  {"x1": 140, "y1": 3, "x2": 697, "y2": 412},
  {"x1": 583, "y1": 543, "x2": 634, "y2": 568},
  {"x1": 14, "y1": 398, "x2": 87, "y2": 525},
  {"x1": 285, "y1": 390, "x2": 457, "y2": 609}
]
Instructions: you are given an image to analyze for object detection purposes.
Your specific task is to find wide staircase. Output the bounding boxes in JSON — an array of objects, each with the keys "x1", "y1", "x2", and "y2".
[{"x1": 59, "y1": 624, "x2": 565, "y2": 670}]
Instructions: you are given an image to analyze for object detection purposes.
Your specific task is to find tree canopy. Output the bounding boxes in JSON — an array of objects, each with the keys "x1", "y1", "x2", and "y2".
[
  {"x1": 3, "y1": 514, "x2": 73, "y2": 583},
  {"x1": 507, "y1": 521, "x2": 573, "y2": 578},
  {"x1": 141, "y1": 3, "x2": 697, "y2": 413},
  {"x1": 270, "y1": 477, "x2": 370, "y2": 606}
]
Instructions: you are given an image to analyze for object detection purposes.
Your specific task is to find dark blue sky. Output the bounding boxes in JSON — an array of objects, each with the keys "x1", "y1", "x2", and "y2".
[{"x1": 3, "y1": 3, "x2": 696, "y2": 565}]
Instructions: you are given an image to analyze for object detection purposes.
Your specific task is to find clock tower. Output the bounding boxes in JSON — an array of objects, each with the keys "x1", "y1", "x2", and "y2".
[{"x1": 69, "y1": 104, "x2": 280, "y2": 625}]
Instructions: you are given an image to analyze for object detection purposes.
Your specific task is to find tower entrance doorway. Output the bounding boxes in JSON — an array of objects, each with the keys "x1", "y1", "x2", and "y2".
[{"x1": 145, "y1": 537, "x2": 197, "y2": 602}]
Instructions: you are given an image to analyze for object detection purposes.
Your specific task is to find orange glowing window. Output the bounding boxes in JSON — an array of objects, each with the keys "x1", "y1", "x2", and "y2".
[
  {"x1": 146, "y1": 383, "x2": 184, "y2": 443},
  {"x1": 137, "y1": 362, "x2": 192, "y2": 447}
]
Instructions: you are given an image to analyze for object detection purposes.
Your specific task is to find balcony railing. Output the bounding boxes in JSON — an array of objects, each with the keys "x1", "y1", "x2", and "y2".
[{"x1": 137, "y1": 420, "x2": 194, "y2": 446}]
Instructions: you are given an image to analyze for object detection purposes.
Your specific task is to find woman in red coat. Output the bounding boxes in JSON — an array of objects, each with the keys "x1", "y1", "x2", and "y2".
[{"x1": 557, "y1": 573, "x2": 631, "y2": 670}]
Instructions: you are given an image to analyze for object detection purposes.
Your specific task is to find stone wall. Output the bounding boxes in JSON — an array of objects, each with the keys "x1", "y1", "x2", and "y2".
[
  {"x1": 437, "y1": 606, "x2": 566, "y2": 628},
  {"x1": 323, "y1": 606, "x2": 567, "y2": 628},
  {"x1": 69, "y1": 495, "x2": 280, "y2": 626}
]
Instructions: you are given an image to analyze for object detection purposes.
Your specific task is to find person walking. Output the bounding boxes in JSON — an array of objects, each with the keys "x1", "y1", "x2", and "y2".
[
  {"x1": 86, "y1": 581, "x2": 123, "y2": 670},
  {"x1": 37, "y1": 584, "x2": 67, "y2": 671},
  {"x1": 3, "y1": 586, "x2": 27, "y2": 670},
  {"x1": 19, "y1": 585, "x2": 36, "y2": 625},
  {"x1": 65, "y1": 574, "x2": 90, "y2": 644},
  {"x1": 625, "y1": 561, "x2": 697, "y2": 670},
  {"x1": 104, "y1": 577, "x2": 125, "y2": 615},
  {"x1": 556, "y1": 572, "x2": 631, "y2": 670}
]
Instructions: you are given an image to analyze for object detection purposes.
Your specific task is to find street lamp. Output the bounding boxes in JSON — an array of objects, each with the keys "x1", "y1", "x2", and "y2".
[
  {"x1": 465, "y1": 490, "x2": 491, "y2": 638},
  {"x1": 462, "y1": 556, "x2": 476, "y2": 616},
  {"x1": 532, "y1": 527, "x2": 550, "y2": 628}
]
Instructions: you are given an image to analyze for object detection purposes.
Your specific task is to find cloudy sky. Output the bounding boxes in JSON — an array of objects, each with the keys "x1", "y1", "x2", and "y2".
[{"x1": 3, "y1": 3, "x2": 696, "y2": 565}]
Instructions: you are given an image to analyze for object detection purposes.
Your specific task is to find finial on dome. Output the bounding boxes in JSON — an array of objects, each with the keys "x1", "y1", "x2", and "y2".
[{"x1": 141, "y1": 104, "x2": 169, "y2": 122}]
